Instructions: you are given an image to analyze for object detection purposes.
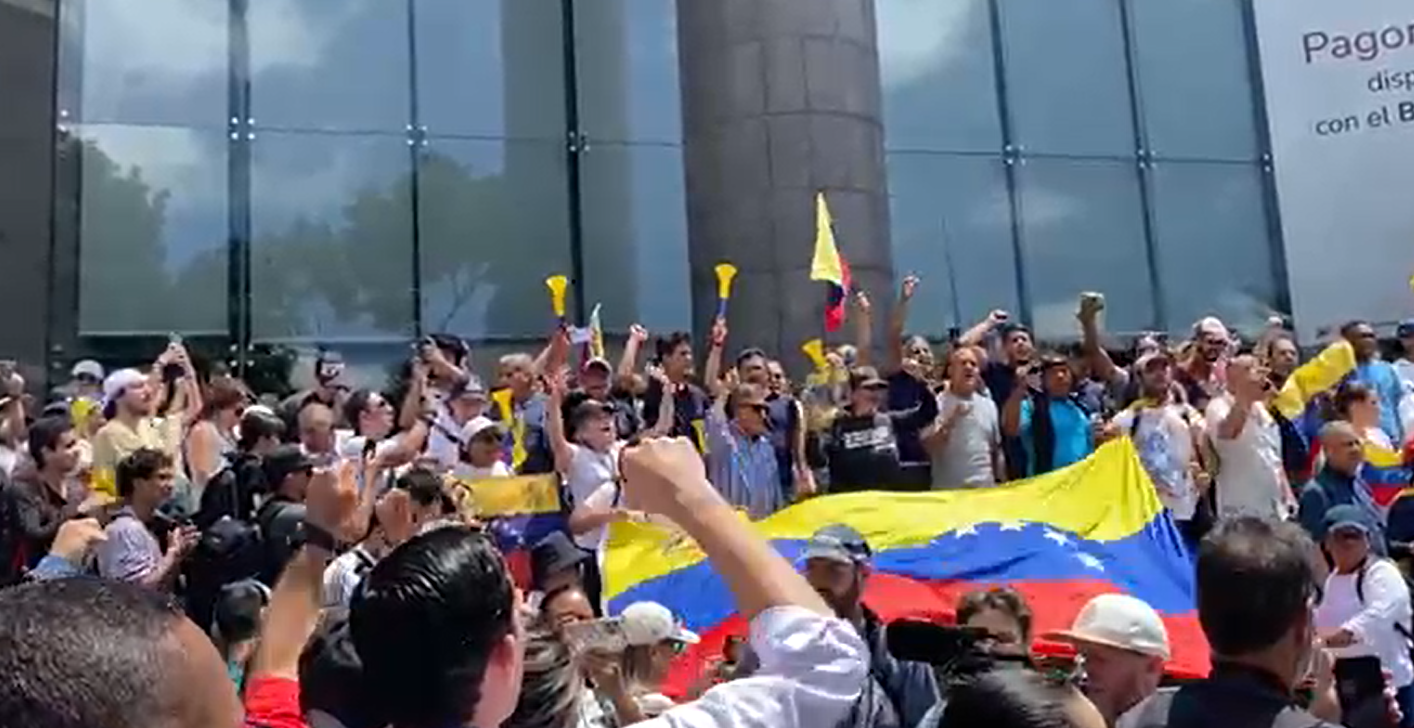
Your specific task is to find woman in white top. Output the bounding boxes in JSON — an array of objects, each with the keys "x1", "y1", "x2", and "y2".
[
  {"x1": 1314, "y1": 504, "x2": 1414, "y2": 722},
  {"x1": 185, "y1": 378, "x2": 246, "y2": 502},
  {"x1": 1332, "y1": 382, "x2": 1398, "y2": 452},
  {"x1": 547, "y1": 366, "x2": 673, "y2": 610}
]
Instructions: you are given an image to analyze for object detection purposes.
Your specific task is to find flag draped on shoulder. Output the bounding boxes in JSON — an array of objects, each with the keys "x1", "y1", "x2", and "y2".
[
  {"x1": 1273, "y1": 340, "x2": 1412, "y2": 504},
  {"x1": 603, "y1": 439, "x2": 1205, "y2": 697},
  {"x1": 810, "y1": 192, "x2": 851, "y2": 332}
]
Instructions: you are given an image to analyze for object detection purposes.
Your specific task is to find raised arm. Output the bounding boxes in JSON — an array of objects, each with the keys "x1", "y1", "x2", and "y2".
[
  {"x1": 1076, "y1": 294, "x2": 1120, "y2": 386},
  {"x1": 853, "y1": 290, "x2": 875, "y2": 368},
  {"x1": 1000, "y1": 368, "x2": 1031, "y2": 438},
  {"x1": 248, "y1": 461, "x2": 369, "y2": 683},
  {"x1": 618, "y1": 324, "x2": 649, "y2": 387},
  {"x1": 398, "y1": 358, "x2": 431, "y2": 431},
  {"x1": 621, "y1": 438, "x2": 831, "y2": 620},
  {"x1": 544, "y1": 367, "x2": 575, "y2": 475},
  {"x1": 643, "y1": 365, "x2": 676, "y2": 438},
  {"x1": 702, "y1": 317, "x2": 728, "y2": 394},
  {"x1": 957, "y1": 308, "x2": 1011, "y2": 351},
  {"x1": 885, "y1": 276, "x2": 918, "y2": 373}
]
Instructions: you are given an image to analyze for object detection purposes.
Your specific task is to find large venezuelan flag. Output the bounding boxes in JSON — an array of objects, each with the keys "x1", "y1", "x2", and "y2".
[
  {"x1": 446, "y1": 473, "x2": 567, "y2": 588},
  {"x1": 604, "y1": 439, "x2": 1205, "y2": 695}
]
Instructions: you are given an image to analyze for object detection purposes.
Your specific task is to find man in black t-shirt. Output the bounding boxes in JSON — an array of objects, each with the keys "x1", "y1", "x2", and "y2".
[
  {"x1": 642, "y1": 332, "x2": 710, "y2": 451},
  {"x1": 823, "y1": 368, "x2": 937, "y2": 493}
]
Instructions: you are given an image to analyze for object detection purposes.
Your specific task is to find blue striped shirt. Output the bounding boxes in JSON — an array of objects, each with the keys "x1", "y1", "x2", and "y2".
[{"x1": 705, "y1": 408, "x2": 783, "y2": 519}]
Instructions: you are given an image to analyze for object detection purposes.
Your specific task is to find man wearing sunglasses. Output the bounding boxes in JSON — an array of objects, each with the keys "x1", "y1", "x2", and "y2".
[{"x1": 254, "y1": 444, "x2": 316, "y2": 585}]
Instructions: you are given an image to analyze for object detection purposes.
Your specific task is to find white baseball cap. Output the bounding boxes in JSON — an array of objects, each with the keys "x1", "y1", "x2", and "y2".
[
  {"x1": 1044, "y1": 594, "x2": 1170, "y2": 660},
  {"x1": 460, "y1": 416, "x2": 502, "y2": 443},
  {"x1": 620, "y1": 602, "x2": 700, "y2": 647},
  {"x1": 102, "y1": 368, "x2": 147, "y2": 411},
  {"x1": 70, "y1": 359, "x2": 105, "y2": 381}
]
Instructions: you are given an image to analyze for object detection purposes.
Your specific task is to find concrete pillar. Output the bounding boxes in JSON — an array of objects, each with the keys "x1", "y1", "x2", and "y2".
[
  {"x1": 0, "y1": 0, "x2": 56, "y2": 385},
  {"x1": 676, "y1": 0, "x2": 891, "y2": 371}
]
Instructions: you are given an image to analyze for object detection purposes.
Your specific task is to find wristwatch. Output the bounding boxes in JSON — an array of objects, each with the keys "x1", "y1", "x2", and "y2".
[{"x1": 302, "y1": 522, "x2": 341, "y2": 553}]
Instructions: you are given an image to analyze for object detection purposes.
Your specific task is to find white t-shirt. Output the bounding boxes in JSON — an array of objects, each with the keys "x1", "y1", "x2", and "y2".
[
  {"x1": 567, "y1": 443, "x2": 623, "y2": 551},
  {"x1": 424, "y1": 396, "x2": 466, "y2": 472},
  {"x1": 1205, "y1": 396, "x2": 1291, "y2": 521},
  {"x1": 450, "y1": 461, "x2": 512, "y2": 481},
  {"x1": 1315, "y1": 559, "x2": 1414, "y2": 689},
  {"x1": 1113, "y1": 404, "x2": 1201, "y2": 520},
  {"x1": 0, "y1": 444, "x2": 18, "y2": 478},
  {"x1": 930, "y1": 391, "x2": 1000, "y2": 489}
]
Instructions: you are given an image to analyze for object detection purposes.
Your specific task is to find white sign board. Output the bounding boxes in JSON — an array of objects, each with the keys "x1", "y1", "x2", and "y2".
[{"x1": 1252, "y1": 0, "x2": 1414, "y2": 338}]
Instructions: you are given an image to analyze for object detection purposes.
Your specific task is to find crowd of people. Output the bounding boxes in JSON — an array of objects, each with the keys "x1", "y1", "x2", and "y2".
[{"x1": 3, "y1": 274, "x2": 1414, "y2": 728}]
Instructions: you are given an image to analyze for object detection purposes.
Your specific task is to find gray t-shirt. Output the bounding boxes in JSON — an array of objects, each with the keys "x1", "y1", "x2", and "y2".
[
  {"x1": 930, "y1": 391, "x2": 1001, "y2": 489},
  {"x1": 97, "y1": 508, "x2": 161, "y2": 583}
]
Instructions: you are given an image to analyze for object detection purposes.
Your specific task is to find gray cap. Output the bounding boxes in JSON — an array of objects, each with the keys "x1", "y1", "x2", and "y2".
[{"x1": 802, "y1": 524, "x2": 872, "y2": 566}]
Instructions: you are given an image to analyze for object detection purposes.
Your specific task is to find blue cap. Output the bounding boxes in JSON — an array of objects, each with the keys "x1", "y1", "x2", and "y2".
[{"x1": 1397, "y1": 319, "x2": 1414, "y2": 338}]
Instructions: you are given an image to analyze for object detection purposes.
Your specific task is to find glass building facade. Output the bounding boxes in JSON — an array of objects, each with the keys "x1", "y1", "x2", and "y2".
[
  {"x1": 43, "y1": 0, "x2": 690, "y2": 380},
  {"x1": 0, "y1": 0, "x2": 1294, "y2": 387},
  {"x1": 881, "y1": 0, "x2": 1285, "y2": 341}
]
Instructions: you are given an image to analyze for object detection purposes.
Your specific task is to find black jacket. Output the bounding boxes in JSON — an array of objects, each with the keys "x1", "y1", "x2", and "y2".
[
  {"x1": 0, "y1": 474, "x2": 74, "y2": 585},
  {"x1": 1125, "y1": 662, "x2": 1340, "y2": 728}
]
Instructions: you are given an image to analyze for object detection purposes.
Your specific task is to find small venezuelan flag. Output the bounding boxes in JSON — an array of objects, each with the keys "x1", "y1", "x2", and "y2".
[{"x1": 810, "y1": 192, "x2": 851, "y2": 333}]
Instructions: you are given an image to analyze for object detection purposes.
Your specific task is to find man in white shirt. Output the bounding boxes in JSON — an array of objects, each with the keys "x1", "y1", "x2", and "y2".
[
  {"x1": 925, "y1": 346, "x2": 1003, "y2": 489},
  {"x1": 1313, "y1": 504, "x2": 1413, "y2": 716},
  {"x1": 1111, "y1": 352, "x2": 1208, "y2": 547},
  {"x1": 1205, "y1": 355, "x2": 1294, "y2": 521}
]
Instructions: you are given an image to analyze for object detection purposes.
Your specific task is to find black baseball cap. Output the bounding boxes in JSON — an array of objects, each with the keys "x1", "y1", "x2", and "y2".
[
  {"x1": 263, "y1": 444, "x2": 315, "y2": 486},
  {"x1": 530, "y1": 531, "x2": 589, "y2": 588}
]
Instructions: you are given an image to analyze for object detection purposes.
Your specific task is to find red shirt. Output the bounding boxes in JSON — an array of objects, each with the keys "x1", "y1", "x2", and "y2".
[{"x1": 243, "y1": 675, "x2": 307, "y2": 728}]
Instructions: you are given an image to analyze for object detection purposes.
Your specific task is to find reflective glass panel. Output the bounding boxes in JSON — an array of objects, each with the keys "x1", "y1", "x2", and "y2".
[
  {"x1": 1128, "y1": 0, "x2": 1258, "y2": 161},
  {"x1": 1149, "y1": 161, "x2": 1277, "y2": 333},
  {"x1": 76, "y1": 124, "x2": 229, "y2": 334},
  {"x1": 59, "y1": 0, "x2": 227, "y2": 127},
  {"x1": 888, "y1": 152, "x2": 1019, "y2": 335},
  {"x1": 1014, "y1": 158, "x2": 1154, "y2": 338},
  {"x1": 878, "y1": 0, "x2": 1002, "y2": 153},
  {"x1": 580, "y1": 142, "x2": 691, "y2": 333},
  {"x1": 248, "y1": 0, "x2": 411, "y2": 133},
  {"x1": 417, "y1": 137, "x2": 572, "y2": 339},
  {"x1": 575, "y1": 0, "x2": 683, "y2": 145},
  {"x1": 997, "y1": 0, "x2": 1134, "y2": 157},
  {"x1": 414, "y1": 0, "x2": 566, "y2": 140},
  {"x1": 249, "y1": 132, "x2": 415, "y2": 341}
]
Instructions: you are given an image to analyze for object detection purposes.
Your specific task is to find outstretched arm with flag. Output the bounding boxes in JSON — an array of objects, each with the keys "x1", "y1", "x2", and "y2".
[{"x1": 811, "y1": 192, "x2": 851, "y2": 333}]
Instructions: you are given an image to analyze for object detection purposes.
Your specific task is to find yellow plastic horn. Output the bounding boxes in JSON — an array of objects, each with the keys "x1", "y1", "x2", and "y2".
[
  {"x1": 714, "y1": 263, "x2": 738, "y2": 300},
  {"x1": 801, "y1": 339, "x2": 828, "y2": 371},
  {"x1": 714, "y1": 263, "x2": 738, "y2": 318},
  {"x1": 491, "y1": 388, "x2": 514, "y2": 422},
  {"x1": 545, "y1": 275, "x2": 569, "y2": 318}
]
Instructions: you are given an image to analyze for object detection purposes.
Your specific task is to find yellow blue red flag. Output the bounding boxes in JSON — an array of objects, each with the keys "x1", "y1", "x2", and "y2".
[
  {"x1": 446, "y1": 473, "x2": 565, "y2": 587},
  {"x1": 809, "y1": 192, "x2": 851, "y2": 332},
  {"x1": 604, "y1": 439, "x2": 1206, "y2": 694}
]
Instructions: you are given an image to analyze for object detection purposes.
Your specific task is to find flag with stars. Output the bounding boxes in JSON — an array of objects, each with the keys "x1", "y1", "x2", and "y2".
[
  {"x1": 446, "y1": 473, "x2": 567, "y2": 589},
  {"x1": 604, "y1": 438, "x2": 1205, "y2": 697}
]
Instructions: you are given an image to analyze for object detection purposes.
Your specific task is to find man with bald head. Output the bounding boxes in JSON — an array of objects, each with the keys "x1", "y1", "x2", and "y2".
[
  {"x1": 1205, "y1": 355, "x2": 1294, "y2": 522},
  {"x1": 1298, "y1": 420, "x2": 1387, "y2": 552},
  {"x1": 297, "y1": 401, "x2": 338, "y2": 467}
]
